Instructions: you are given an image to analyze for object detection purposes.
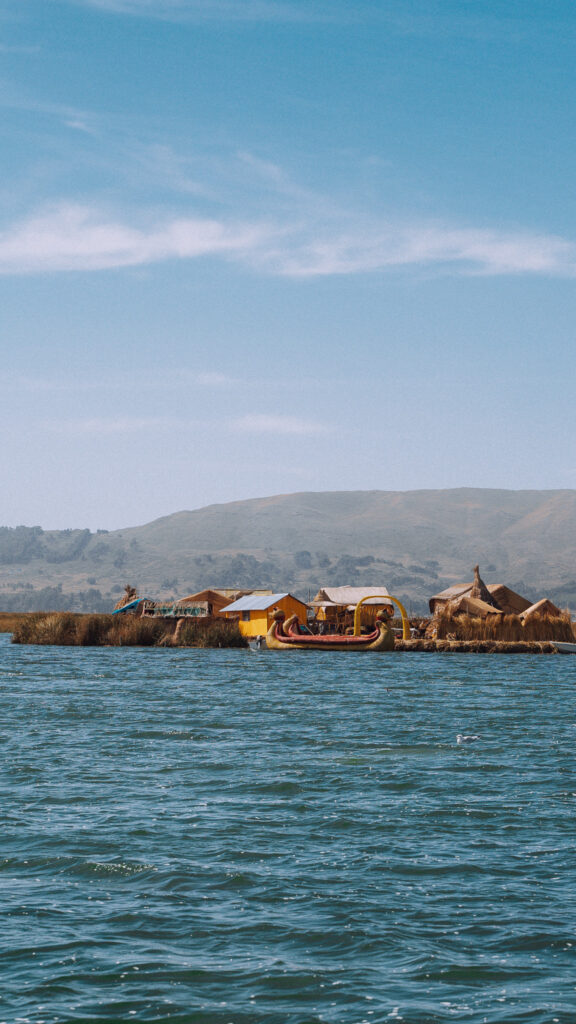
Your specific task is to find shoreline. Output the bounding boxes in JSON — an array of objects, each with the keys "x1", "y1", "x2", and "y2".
[{"x1": 394, "y1": 639, "x2": 559, "y2": 654}]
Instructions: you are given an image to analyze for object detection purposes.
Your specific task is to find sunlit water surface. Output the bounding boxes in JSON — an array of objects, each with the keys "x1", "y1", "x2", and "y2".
[{"x1": 1, "y1": 634, "x2": 576, "y2": 1023}]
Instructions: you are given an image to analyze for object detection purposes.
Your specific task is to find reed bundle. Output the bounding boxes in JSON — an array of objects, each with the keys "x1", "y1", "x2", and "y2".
[{"x1": 433, "y1": 610, "x2": 574, "y2": 643}]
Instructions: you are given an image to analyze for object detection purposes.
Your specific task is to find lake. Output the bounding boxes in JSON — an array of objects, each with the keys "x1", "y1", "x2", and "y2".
[{"x1": 1, "y1": 634, "x2": 575, "y2": 1023}]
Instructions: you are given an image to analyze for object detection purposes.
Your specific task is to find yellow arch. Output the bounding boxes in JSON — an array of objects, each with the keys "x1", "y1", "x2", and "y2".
[{"x1": 353, "y1": 594, "x2": 411, "y2": 640}]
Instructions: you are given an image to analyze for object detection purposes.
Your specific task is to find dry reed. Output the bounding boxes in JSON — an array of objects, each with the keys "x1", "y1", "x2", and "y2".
[
  {"x1": 433, "y1": 610, "x2": 574, "y2": 643},
  {"x1": 11, "y1": 612, "x2": 246, "y2": 647}
]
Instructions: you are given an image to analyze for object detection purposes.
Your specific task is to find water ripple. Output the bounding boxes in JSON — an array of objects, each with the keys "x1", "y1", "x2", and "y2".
[{"x1": 1, "y1": 637, "x2": 576, "y2": 1022}]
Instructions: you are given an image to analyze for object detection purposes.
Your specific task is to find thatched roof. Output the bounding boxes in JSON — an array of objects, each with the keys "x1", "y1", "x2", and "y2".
[
  {"x1": 488, "y1": 585, "x2": 531, "y2": 615},
  {"x1": 469, "y1": 565, "x2": 501, "y2": 609},
  {"x1": 520, "y1": 598, "x2": 562, "y2": 620},
  {"x1": 450, "y1": 595, "x2": 504, "y2": 618},
  {"x1": 311, "y1": 586, "x2": 392, "y2": 608},
  {"x1": 430, "y1": 569, "x2": 530, "y2": 615},
  {"x1": 178, "y1": 589, "x2": 232, "y2": 613}
]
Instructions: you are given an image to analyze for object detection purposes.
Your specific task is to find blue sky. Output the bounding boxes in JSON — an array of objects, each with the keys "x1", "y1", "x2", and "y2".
[{"x1": 1, "y1": 0, "x2": 575, "y2": 529}]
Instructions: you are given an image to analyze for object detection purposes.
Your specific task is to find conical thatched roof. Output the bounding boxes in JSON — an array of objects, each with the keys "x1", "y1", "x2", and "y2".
[
  {"x1": 469, "y1": 565, "x2": 501, "y2": 609},
  {"x1": 450, "y1": 594, "x2": 504, "y2": 618}
]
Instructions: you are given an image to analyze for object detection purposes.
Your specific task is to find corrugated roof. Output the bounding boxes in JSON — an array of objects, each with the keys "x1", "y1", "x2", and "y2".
[{"x1": 221, "y1": 593, "x2": 293, "y2": 612}]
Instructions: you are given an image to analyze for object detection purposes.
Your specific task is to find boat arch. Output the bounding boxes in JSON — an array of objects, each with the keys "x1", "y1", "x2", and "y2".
[{"x1": 353, "y1": 594, "x2": 411, "y2": 640}]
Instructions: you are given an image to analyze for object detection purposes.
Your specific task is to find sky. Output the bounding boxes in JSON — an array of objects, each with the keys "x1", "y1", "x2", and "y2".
[{"x1": 1, "y1": 0, "x2": 575, "y2": 530}]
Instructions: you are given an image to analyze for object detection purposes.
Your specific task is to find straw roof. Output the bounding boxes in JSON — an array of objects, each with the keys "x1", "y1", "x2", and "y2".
[
  {"x1": 520, "y1": 598, "x2": 562, "y2": 620},
  {"x1": 450, "y1": 595, "x2": 504, "y2": 618},
  {"x1": 487, "y1": 585, "x2": 531, "y2": 615},
  {"x1": 178, "y1": 589, "x2": 232, "y2": 613},
  {"x1": 311, "y1": 586, "x2": 392, "y2": 608},
  {"x1": 430, "y1": 569, "x2": 530, "y2": 615},
  {"x1": 469, "y1": 565, "x2": 501, "y2": 609}
]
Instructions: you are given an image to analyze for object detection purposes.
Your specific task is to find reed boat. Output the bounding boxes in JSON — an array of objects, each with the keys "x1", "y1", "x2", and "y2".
[{"x1": 266, "y1": 610, "x2": 395, "y2": 651}]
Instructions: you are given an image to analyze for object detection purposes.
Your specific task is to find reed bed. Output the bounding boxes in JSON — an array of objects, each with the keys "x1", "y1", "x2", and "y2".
[
  {"x1": 433, "y1": 610, "x2": 575, "y2": 643},
  {"x1": 11, "y1": 613, "x2": 246, "y2": 648},
  {"x1": 178, "y1": 619, "x2": 246, "y2": 648},
  {"x1": 0, "y1": 612, "x2": 31, "y2": 633}
]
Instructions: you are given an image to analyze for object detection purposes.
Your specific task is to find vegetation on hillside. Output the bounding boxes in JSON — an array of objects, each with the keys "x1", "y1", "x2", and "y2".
[{"x1": 2, "y1": 489, "x2": 576, "y2": 615}]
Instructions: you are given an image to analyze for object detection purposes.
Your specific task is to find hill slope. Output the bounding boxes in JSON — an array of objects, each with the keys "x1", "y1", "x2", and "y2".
[{"x1": 2, "y1": 489, "x2": 576, "y2": 613}]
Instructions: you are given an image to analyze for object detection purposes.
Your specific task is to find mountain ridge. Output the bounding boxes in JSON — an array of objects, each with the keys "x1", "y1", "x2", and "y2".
[{"x1": 1, "y1": 488, "x2": 576, "y2": 614}]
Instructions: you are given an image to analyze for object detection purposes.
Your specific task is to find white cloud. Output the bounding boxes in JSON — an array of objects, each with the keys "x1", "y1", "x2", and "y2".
[
  {"x1": 0, "y1": 203, "x2": 270, "y2": 273},
  {"x1": 270, "y1": 223, "x2": 576, "y2": 278},
  {"x1": 233, "y1": 414, "x2": 330, "y2": 436},
  {"x1": 0, "y1": 201, "x2": 574, "y2": 280},
  {"x1": 62, "y1": 0, "x2": 333, "y2": 23}
]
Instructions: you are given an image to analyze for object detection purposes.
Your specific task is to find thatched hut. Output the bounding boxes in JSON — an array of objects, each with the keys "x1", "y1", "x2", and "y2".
[
  {"x1": 429, "y1": 567, "x2": 531, "y2": 616},
  {"x1": 449, "y1": 595, "x2": 504, "y2": 619},
  {"x1": 520, "y1": 598, "x2": 562, "y2": 621}
]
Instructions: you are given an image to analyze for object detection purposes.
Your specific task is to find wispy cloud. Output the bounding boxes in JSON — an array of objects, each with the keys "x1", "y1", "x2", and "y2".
[
  {"x1": 62, "y1": 0, "x2": 340, "y2": 23},
  {"x1": 0, "y1": 368, "x2": 239, "y2": 394},
  {"x1": 44, "y1": 415, "x2": 196, "y2": 435},
  {"x1": 0, "y1": 200, "x2": 575, "y2": 279},
  {"x1": 0, "y1": 203, "x2": 270, "y2": 273},
  {"x1": 233, "y1": 414, "x2": 331, "y2": 436},
  {"x1": 269, "y1": 223, "x2": 576, "y2": 278}
]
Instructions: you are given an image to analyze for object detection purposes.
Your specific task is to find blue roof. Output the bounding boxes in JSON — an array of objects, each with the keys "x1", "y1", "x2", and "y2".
[
  {"x1": 112, "y1": 597, "x2": 147, "y2": 614},
  {"x1": 222, "y1": 593, "x2": 300, "y2": 612}
]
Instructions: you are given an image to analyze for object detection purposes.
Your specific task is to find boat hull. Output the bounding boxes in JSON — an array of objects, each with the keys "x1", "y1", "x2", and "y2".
[
  {"x1": 552, "y1": 641, "x2": 576, "y2": 655},
  {"x1": 266, "y1": 613, "x2": 394, "y2": 651}
]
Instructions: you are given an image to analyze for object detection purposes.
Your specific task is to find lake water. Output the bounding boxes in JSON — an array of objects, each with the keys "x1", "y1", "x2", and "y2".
[{"x1": 1, "y1": 633, "x2": 576, "y2": 1023}]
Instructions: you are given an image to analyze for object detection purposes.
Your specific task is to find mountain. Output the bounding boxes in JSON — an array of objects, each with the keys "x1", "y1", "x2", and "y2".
[{"x1": 2, "y1": 488, "x2": 576, "y2": 614}]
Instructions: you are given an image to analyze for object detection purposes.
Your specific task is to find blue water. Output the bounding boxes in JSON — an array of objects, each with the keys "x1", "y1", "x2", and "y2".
[{"x1": 1, "y1": 634, "x2": 576, "y2": 1023}]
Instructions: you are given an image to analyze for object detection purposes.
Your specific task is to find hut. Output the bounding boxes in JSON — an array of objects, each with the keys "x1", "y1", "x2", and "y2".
[
  {"x1": 311, "y1": 586, "x2": 393, "y2": 633},
  {"x1": 520, "y1": 598, "x2": 562, "y2": 621},
  {"x1": 220, "y1": 593, "x2": 309, "y2": 638},
  {"x1": 449, "y1": 595, "x2": 504, "y2": 619},
  {"x1": 429, "y1": 566, "x2": 531, "y2": 616},
  {"x1": 176, "y1": 589, "x2": 237, "y2": 617}
]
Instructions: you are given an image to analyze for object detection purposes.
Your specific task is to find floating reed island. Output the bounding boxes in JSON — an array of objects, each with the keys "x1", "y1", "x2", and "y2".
[
  {"x1": 9, "y1": 609, "x2": 573, "y2": 652},
  {"x1": 8, "y1": 566, "x2": 576, "y2": 651}
]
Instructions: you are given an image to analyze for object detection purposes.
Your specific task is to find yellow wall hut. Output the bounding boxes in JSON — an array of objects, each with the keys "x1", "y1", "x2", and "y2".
[{"x1": 220, "y1": 593, "x2": 309, "y2": 638}]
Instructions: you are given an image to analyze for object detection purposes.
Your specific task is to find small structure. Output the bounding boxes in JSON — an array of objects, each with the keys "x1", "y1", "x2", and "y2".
[
  {"x1": 114, "y1": 588, "x2": 272, "y2": 620},
  {"x1": 176, "y1": 589, "x2": 237, "y2": 617},
  {"x1": 311, "y1": 586, "x2": 394, "y2": 632},
  {"x1": 113, "y1": 585, "x2": 139, "y2": 611},
  {"x1": 520, "y1": 598, "x2": 562, "y2": 621},
  {"x1": 220, "y1": 593, "x2": 309, "y2": 638},
  {"x1": 429, "y1": 567, "x2": 531, "y2": 617},
  {"x1": 449, "y1": 595, "x2": 504, "y2": 619}
]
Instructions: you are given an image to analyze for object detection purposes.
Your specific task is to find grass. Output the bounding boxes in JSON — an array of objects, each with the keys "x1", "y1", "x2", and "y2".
[
  {"x1": 11, "y1": 612, "x2": 246, "y2": 647},
  {"x1": 0, "y1": 612, "x2": 33, "y2": 633},
  {"x1": 433, "y1": 610, "x2": 575, "y2": 642},
  {"x1": 178, "y1": 619, "x2": 246, "y2": 648}
]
